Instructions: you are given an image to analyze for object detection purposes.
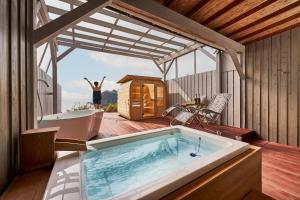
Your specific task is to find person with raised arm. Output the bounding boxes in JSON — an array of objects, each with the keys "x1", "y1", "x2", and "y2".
[{"x1": 84, "y1": 76, "x2": 106, "y2": 109}]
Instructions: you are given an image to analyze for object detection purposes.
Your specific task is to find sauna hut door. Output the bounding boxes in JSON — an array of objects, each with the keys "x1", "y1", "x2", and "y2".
[{"x1": 142, "y1": 83, "x2": 155, "y2": 118}]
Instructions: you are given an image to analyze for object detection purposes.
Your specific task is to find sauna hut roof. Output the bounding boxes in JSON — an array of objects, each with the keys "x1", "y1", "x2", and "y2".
[{"x1": 117, "y1": 75, "x2": 163, "y2": 84}]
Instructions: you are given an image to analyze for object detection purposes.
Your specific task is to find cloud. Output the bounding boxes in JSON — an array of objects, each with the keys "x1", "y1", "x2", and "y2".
[
  {"x1": 61, "y1": 90, "x2": 90, "y2": 111},
  {"x1": 63, "y1": 79, "x2": 119, "y2": 92},
  {"x1": 88, "y1": 51, "x2": 156, "y2": 71}
]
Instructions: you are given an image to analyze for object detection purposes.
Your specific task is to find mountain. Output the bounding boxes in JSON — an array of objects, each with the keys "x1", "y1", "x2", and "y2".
[{"x1": 101, "y1": 89, "x2": 117, "y2": 106}]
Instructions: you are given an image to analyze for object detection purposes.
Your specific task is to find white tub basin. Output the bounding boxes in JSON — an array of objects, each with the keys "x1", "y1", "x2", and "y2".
[
  {"x1": 39, "y1": 110, "x2": 103, "y2": 141},
  {"x1": 43, "y1": 126, "x2": 249, "y2": 200}
]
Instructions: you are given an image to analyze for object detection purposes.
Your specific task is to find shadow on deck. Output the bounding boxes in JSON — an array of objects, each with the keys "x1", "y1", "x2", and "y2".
[{"x1": 97, "y1": 112, "x2": 255, "y2": 142}]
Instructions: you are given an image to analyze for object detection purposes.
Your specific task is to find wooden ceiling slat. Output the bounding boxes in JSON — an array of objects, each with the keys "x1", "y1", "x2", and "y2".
[
  {"x1": 241, "y1": 17, "x2": 300, "y2": 43},
  {"x1": 232, "y1": 7, "x2": 300, "y2": 40},
  {"x1": 207, "y1": 0, "x2": 270, "y2": 30},
  {"x1": 185, "y1": 0, "x2": 210, "y2": 17},
  {"x1": 227, "y1": 1, "x2": 300, "y2": 37},
  {"x1": 168, "y1": 0, "x2": 201, "y2": 15},
  {"x1": 190, "y1": 0, "x2": 236, "y2": 23},
  {"x1": 215, "y1": 0, "x2": 277, "y2": 32},
  {"x1": 237, "y1": 13, "x2": 300, "y2": 42},
  {"x1": 202, "y1": 0, "x2": 245, "y2": 26},
  {"x1": 220, "y1": 0, "x2": 300, "y2": 36}
]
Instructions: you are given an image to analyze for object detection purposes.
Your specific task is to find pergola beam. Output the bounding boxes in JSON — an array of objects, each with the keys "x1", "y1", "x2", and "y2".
[
  {"x1": 58, "y1": 41, "x2": 154, "y2": 60},
  {"x1": 61, "y1": 31, "x2": 169, "y2": 55},
  {"x1": 57, "y1": 37, "x2": 162, "y2": 59},
  {"x1": 57, "y1": 46, "x2": 75, "y2": 62},
  {"x1": 73, "y1": 25, "x2": 176, "y2": 52},
  {"x1": 112, "y1": 0, "x2": 245, "y2": 52},
  {"x1": 38, "y1": 42, "x2": 49, "y2": 68},
  {"x1": 158, "y1": 43, "x2": 203, "y2": 64},
  {"x1": 152, "y1": 59, "x2": 164, "y2": 74},
  {"x1": 225, "y1": 48, "x2": 245, "y2": 79},
  {"x1": 165, "y1": 58, "x2": 175, "y2": 76},
  {"x1": 49, "y1": 40, "x2": 58, "y2": 113},
  {"x1": 33, "y1": 0, "x2": 112, "y2": 46},
  {"x1": 163, "y1": 58, "x2": 175, "y2": 80},
  {"x1": 59, "y1": 0, "x2": 187, "y2": 40},
  {"x1": 47, "y1": 6, "x2": 186, "y2": 48},
  {"x1": 198, "y1": 47, "x2": 216, "y2": 62}
]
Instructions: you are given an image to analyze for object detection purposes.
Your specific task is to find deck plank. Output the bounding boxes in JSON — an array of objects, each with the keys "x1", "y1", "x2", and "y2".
[{"x1": 1, "y1": 113, "x2": 299, "y2": 200}]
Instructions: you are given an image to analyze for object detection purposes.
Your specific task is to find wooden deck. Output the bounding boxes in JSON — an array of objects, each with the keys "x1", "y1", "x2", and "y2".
[
  {"x1": 98, "y1": 113, "x2": 255, "y2": 141},
  {"x1": 1, "y1": 113, "x2": 300, "y2": 200}
]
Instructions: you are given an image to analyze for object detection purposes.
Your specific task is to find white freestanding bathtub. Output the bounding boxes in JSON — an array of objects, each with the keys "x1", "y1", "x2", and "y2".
[{"x1": 39, "y1": 110, "x2": 103, "y2": 141}]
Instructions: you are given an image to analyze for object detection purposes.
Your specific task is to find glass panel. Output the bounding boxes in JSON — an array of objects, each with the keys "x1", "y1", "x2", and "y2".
[
  {"x1": 196, "y1": 48, "x2": 216, "y2": 73},
  {"x1": 148, "y1": 30, "x2": 173, "y2": 40},
  {"x1": 171, "y1": 37, "x2": 191, "y2": 44},
  {"x1": 131, "y1": 85, "x2": 141, "y2": 107},
  {"x1": 117, "y1": 20, "x2": 149, "y2": 33},
  {"x1": 177, "y1": 52, "x2": 195, "y2": 77},
  {"x1": 156, "y1": 86, "x2": 164, "y2": 108},
  {"x1": 143, "y1": 84, "x2": 155, "y2": 117},
  {"x1": 166, "y1": 60, "x2": 176, "y2": 80}
]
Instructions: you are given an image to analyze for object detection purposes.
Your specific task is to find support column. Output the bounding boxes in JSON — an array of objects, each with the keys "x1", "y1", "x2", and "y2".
[
  {"x1": 216, "y1": 51, "x2": 221, "y2": 94},
  {"x1": 27, "y1": 0, "x2": 37, "y2": 128},
  {"x1": 50, "y1": 42, "x2": 58, "y2": 114},
  {"x1": 163, "y1": 62, "x2": 166, "y2": 81}
]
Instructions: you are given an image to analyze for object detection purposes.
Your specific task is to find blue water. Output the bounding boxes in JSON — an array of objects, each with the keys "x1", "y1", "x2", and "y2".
[{"x1": 81, "y1": 132, "x2": 220, "y2": 200}]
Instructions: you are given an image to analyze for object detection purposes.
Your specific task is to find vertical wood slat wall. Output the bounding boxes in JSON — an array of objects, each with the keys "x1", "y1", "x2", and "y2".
[
  {"x1": 0, "y1": 0, "x2": 34, "y2": 194},
  {"x1": 220, "y1": 52, "x2": 242, "y2": 128},
  {"x1": 37, "y1": 69, "x2": 62, "y2": 117},
  {"x1": 166, "y1": 71, "x2": 217, "y2": 108},
  {"x1": 245, "y1": 27, "x2": 300, "y2": 147},
  {"x1": 166, "y1": 55, "x2": 242, "y2": 129}
]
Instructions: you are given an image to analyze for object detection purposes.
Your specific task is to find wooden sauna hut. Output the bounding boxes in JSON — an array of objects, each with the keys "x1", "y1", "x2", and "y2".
[{"x1": 117, "y1": 75, "x2": 166, "y2": 120}]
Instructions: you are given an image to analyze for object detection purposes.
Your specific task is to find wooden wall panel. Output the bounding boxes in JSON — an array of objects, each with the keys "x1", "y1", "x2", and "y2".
[
  {"x1": 0, "y1": 0, "x2": 36, "y2": 193},
  {"x1": 289, "y1": 28, "x2": 298, "y2": 146},
  {"x1": 0, "y1": 0, "x2": 11, "y2": 193},
  {"x1": 260, "y1": 38, "x2": 271, "y2": 141},
  {"x1": 246, "y1": 44, "x2": 254, "y2": 129},
  {"x1": 221, "y1": 72, "x2": 228, "y2": 125},
  {"x1": 253, "y1": 41, "x2": 262, "y2": 137},
  {"x1": 227, "y1": 71, "x2": 234, "y2": 126},
  {"x1": 245, "y1": 27, "x2": 300, "y2": 147},
  {"x1": 166, "y1": 71, "x2": 217, "y2": 106},
  {"x1": 233, "y1": 71, "x2": 241, "y2": 127},
  {"x1": 220, "y1": 52, "x2": 242, "y2": 128},
  {"x1": 37, "y1": 69, "x2": 62, "y2": 117}
]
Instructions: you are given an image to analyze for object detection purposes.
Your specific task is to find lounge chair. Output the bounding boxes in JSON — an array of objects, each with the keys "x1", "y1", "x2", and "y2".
[
  {"x1": 197, "y1": 93, "x2": 231, "y2": 126},
  {"x1": 170, "y1": 93, "x2": 231, "y2": 134},
  {"x1": 162, "y1": 104, "x2": 183, "y2": 118}
]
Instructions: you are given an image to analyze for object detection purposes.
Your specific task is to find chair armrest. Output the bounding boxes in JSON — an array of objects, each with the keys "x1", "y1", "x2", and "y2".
[{"x1": 198, "y1": 108, "x2": 219, "y2": 114}]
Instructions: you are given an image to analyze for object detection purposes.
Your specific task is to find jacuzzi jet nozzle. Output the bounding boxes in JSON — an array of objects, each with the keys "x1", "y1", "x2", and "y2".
[{"x1": 190, "y1": 137, "x2": 202, "y2": 157}]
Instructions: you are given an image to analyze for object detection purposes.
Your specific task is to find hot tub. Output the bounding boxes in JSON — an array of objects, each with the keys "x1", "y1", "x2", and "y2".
[
  {"x1": 43, "y1": 126, "x2": 251, "y2": 200},
  {"x1": 39, "y1": 110, "x2": 103, "y2": 141}
]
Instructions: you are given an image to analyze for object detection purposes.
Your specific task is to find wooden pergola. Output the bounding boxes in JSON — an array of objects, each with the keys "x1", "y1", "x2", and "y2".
[{"x1": 34, "y1": 0, "x2": 245, "y2": 114}]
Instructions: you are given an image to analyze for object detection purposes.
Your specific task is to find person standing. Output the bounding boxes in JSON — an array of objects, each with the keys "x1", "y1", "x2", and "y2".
[{"x1": 84, "y1": 76, "x2": 106, "y2": 109}]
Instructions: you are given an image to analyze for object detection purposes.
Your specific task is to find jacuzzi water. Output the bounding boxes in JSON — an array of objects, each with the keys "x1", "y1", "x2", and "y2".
[{"x1": 82, "y1": 132, "x2": 223, "y2": 200}]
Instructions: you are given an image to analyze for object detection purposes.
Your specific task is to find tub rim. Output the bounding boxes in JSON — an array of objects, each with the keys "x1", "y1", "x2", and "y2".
[
  {"x1": 41, "y1": 109, "x2": 103, "y2": 121},
  {"x1": 43, "y1": 125, "x2": 251, "y2": 200}
]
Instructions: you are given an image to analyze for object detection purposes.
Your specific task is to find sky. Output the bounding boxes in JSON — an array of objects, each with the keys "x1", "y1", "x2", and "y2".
[
  {"x1": 56, "y1": 47, "x2": 162, "y2": 111},
  {"x1": 37, "y1": 45, "x2": 216, "y2": 111},
  {"x1": 37, "y1": 0, "x2": 216, "y2": 111}
]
